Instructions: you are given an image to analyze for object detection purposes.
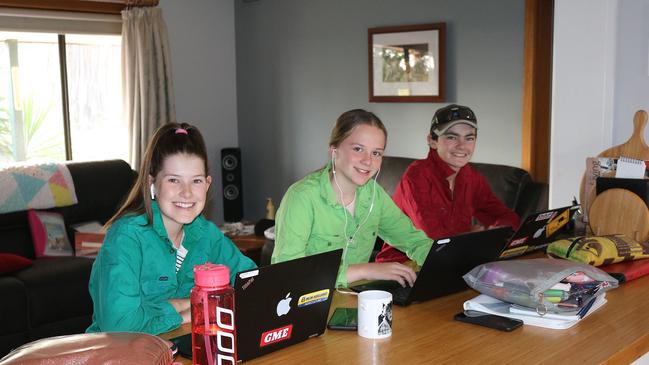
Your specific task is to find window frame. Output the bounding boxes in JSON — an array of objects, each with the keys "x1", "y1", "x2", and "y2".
[
  {"x1": 0, "y1": 1, "x2": 158, "y2": 15},
  {"x1": 2, "y1": 29, "x2": 123, "y2": 162}
]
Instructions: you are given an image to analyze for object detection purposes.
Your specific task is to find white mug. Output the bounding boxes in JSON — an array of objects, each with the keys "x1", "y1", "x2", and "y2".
[{"x1": 357, "y1": 290, "x2": 393, "y2": 339}]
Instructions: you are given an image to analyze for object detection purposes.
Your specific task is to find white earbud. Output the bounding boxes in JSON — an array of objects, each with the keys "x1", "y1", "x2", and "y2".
[
  {"x1": 331, "y1": 149, "x2": 337, "y2": 174},
  {"x1": 150, "y1": 184, "x2": 156, "y2": 200}
]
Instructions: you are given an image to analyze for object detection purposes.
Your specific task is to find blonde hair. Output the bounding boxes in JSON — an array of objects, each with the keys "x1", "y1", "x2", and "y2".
[{"x1": 329, "y1": 109, "x2": 387, "y2": 148}]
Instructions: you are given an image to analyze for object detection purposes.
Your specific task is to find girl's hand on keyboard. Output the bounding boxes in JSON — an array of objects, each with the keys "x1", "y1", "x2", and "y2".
[{"x1": 347, "y1": 262, "x2": 417, "y2": 287}]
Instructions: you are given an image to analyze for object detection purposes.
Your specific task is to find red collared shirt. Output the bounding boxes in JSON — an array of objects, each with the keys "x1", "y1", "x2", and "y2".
[{"x1": 375, "y1": 149, "x2": 521, "y2": 263}]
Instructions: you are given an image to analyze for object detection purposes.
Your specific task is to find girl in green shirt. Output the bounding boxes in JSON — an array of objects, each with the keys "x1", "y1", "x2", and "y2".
[
  {"x1": 272, "y1": 109, "x2": 433, "y2": 288},
  {"x1": 87, "y1": 123, "x2": 255, "y2": 334}
]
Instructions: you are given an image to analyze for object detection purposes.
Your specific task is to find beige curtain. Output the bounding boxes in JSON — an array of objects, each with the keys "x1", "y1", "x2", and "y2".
[{"x1": 121, "y1": 6, "x2": 176, "y2": 169}]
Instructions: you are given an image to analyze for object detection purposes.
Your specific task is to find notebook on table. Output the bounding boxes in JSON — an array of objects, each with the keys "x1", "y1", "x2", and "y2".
[
  {"x1": 235, "y1": 249, "x2": 342, "y2": 362},
  {"x1": 499, "y1": 205, "x2": 580, "y2": 259},
  {"x1": 350, "y1": 227, "x2": 513, "y2": 306}
]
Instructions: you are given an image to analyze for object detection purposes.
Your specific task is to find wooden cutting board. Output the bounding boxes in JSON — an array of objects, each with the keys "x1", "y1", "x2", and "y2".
[
  {"x1": 580, "y1": 110, "x2": 649, "y2": 214},
  {"x1": 588, "y1": 188, "x2": 649, "y2": 241},
  {"x1": 581, "y1": 110, "x2": 649, "y2": 239}
]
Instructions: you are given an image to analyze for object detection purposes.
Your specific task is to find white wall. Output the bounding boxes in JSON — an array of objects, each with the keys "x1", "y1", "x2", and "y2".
[
  {"x1": 160, "y1": 0, "x2": 239, "y2": 223},
  {"x1": 551, "y1": 0, "x2": 649, "y2": 208},
  {"x1": 550, "y1": 0, "x2": 617, "y2": 208},
  {"x1": 612, "y1": 0, "x2": 649, "y2": 144}
]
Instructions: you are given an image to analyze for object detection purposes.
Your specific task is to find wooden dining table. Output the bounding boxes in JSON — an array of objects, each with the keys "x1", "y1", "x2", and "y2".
[{"x1": 162, "y1": 272, "x2": 649, "y2": 365}]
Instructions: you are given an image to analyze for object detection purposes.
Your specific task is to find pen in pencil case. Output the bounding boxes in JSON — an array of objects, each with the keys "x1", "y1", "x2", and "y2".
[
  {"x1": 557, "y1": 302, "x2": 578, "y2": 308},
  {"x1": 556, "y1": 296, "x2": 582, "y2": 308},
  {"x1": 543, "y1": 289, "x2": 568, "y2": 297},
  {"x1": 542, "y1": 289, "x2": 570, "y2": 303},
  {"x1": 544, "y1": 296, "x2": 563, "y2": 303},
  {"x1": 577, "y1": 296, "x2": 598, "y2": 318}
]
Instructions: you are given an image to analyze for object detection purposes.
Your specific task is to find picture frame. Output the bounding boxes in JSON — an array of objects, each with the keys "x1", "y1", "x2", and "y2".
[
  {"x1": 368, "y1": 23, "x2": 445, "y2": 103},
  {"x1": 27, "y1": 210, "x2": 73, "y2": 257}
]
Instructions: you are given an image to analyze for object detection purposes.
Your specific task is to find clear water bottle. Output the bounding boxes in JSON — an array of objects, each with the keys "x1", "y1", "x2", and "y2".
[{"x1": 191, "y1": 263, "x2": 236, "y2": 365}]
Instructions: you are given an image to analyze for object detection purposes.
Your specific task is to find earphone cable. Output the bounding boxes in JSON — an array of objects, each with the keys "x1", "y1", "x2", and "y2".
[{"x1": 331, "y1": 152, "x2": 380, "y2": 267}]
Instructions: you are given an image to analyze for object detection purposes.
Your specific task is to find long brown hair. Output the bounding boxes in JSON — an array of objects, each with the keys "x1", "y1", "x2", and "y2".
[
  {"x1": 105, "y1": 122, "x2": 209, "y2": 228},
  {"x1": 329, "y1": 109, "x2": 387, "y2": 148}
]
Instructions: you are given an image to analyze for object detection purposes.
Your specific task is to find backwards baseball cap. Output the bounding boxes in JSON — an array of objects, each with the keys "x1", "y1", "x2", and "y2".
[{"x1": 430, "y1": 104, "x2": 478, "y2": 135}]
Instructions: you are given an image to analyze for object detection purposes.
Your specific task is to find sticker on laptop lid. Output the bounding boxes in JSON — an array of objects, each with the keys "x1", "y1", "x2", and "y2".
[
  {"x1": 297, "y1": 289, "x2": 330, "y2": 307},
  {"x1": 260, "y1": 324, "x2": 293, "y2": 347},
  {"x1": 510, "y1": 237, "x2": 528, "y2": 247},
  {"x1": 535, "y1": 211, "x2": 556, "y2": 222},
  {"x1": 239, "y1": 269, "x2": 259, "y2": 279},
  {"x1": 241, "y1": 277, "x2": 255, "y2": 290},
  {"x1": 546, "y1": 209, "x2": 570, "y2": 237},
  {"x1": 500, "y1": 245, "x2": 528, "y2": 258}
]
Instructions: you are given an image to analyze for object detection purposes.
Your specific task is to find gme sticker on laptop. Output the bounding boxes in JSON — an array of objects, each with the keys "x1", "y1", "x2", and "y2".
[
  {"x1": 297, "y1": 289, "x2": 330, "y2": 307},
  {"x1": 260, "y1": 324, "x2": 293, "y2": 347}
]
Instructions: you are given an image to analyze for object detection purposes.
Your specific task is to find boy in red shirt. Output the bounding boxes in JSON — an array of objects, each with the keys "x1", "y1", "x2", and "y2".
[{"x1": 376, "y1": 104, "x2": 520, "y2": 263}]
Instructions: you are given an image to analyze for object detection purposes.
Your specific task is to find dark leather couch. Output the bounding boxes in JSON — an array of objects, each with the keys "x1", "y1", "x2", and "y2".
[
  {"x1": 0, "y1": 160, "x2": 135, "y2": 356},
  {"x1": 377, "y1": 156, "x2": 548, "y2": 220},
  {"x1": 260, "y1": 156, "x2": 548, "y2": 265}
]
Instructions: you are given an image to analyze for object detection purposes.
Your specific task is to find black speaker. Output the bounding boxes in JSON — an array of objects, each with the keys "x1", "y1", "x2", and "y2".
[{"x1": 221, "y1": 147, "x2": 243, "y2": 222}]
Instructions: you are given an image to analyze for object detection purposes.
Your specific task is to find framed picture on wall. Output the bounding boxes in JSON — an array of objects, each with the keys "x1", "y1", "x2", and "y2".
[{"x1": 368, "y1": 22, "x2": 445, "y2": 103}]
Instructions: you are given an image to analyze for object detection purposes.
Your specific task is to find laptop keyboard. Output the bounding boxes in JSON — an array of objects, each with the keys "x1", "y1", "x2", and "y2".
[{"x1": 351, "y1": 280, "x2": 413, "y2": 305}]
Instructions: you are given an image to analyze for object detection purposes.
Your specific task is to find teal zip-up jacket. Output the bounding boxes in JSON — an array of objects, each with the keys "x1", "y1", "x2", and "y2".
[
  {"x1": 87, "y1": 202, "x2": 256, "y2": 335},
  {"x1": 271, "y1": 164, "x2": 433, "y2": 287}
]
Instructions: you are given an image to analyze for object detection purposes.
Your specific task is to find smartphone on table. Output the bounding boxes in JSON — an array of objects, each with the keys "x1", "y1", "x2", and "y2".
[
  {"x1": 327, "y1": 307, "x2": 358, "y2": 330},
  {"x1": 454, "y1": 311, "x2": 523, "y2": 332}
]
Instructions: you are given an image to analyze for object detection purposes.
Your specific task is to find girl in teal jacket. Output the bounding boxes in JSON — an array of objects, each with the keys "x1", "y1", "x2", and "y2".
[
  {"x1": 87, "y1": 123, "x2": 256, "y2": 335},
  {"x1": 272, "y1": 109, "x2": 433, "y2": 288}
]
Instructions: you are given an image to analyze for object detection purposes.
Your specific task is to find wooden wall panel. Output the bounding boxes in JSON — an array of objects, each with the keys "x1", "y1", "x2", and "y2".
[
  {"x1": 522, "y1": 0, "x2": 554, "y2": 183},
  {"x1": 0, "y1": 0, "x2": 158, "y2": 14}
]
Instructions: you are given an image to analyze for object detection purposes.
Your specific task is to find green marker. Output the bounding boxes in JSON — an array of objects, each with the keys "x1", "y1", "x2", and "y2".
[
  {"x1": 545, "y1": 296, "x2": 563, "y2": 303},
  {"x1": 543, "y1": 289, "x2": 566, "y2": 297}
]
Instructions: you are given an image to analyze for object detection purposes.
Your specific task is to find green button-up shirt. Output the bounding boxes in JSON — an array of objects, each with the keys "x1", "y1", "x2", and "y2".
[
  {"x1": 87, "y1": 202, "x2": 256, "y2": 335},
  {"x1": 271, "y1": 164, "x2": 433, "y2": 287}
]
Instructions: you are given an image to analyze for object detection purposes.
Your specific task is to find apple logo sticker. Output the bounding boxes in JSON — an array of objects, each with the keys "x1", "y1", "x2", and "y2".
[{"x1": 276, "y1": 292, "x2": 292, "y2": 316}]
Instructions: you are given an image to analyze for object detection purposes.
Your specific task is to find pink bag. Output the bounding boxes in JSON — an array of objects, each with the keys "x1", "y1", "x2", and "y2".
[{"x1": 0, "y1": 332, "x2": 175, "y2": 365}]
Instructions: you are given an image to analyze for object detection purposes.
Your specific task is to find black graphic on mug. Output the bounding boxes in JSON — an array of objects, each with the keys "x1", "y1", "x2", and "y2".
[{"x1": 377, "y1": 302, "x2": 392, "y2": 335}]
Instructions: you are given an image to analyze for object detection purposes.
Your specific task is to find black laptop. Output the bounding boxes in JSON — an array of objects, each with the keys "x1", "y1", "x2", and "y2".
[
  {"x1": 350, "y1": 227, "x2": 513, "y2": 306},
  {"x1": 171, "y1": 250, "x2": 342, "y2": 362},
  {"x1": 498, "y1": 205, "x2": 579, "y2": 259},
  {"x1": 234, "y1": 249, "x2": 342, "y2": 362}
]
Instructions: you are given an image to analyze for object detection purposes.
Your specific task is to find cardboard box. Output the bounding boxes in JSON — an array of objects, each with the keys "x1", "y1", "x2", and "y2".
[{"x1": 74, "y1": 232, "x2": 106, "y2": 258}]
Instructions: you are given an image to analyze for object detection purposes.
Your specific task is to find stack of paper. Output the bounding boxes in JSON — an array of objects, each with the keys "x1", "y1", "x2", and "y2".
[
  {"x1": 71, "y1": 221, "x2": 104, "y2": 233},
  {"x1": 463, "y1": 294, "x2": 607, "y2": 329}
]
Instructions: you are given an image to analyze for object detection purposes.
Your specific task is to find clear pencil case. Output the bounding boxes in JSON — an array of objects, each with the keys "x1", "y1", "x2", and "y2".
[{"x1": 463, "y1": 258, "x2": 618, "y2": 314}]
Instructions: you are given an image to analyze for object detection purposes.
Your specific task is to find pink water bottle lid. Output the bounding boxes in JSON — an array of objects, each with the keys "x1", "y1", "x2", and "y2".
[{"x1": 194, "y1": 263, "x2": 230, "y2": 288}]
